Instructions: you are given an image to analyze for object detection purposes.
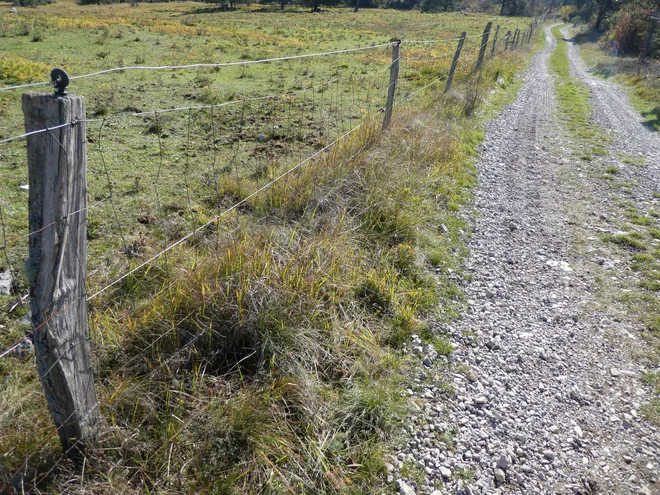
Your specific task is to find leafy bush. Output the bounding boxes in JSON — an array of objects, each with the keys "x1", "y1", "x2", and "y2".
[{"x1": 601, "y1": 1, "x2": 654, "y2": 55}]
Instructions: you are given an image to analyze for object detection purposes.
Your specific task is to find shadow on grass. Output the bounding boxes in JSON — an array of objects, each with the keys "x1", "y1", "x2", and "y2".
[
  {"x1": 572, "y1": 29, "x2": 601, "y2": 45},
  {"x1": 181, "y1": 6, "x2": 324, "y2": 15},
  {"x1": 642, "y1": 106, "x2": 660, "y2": 132}
]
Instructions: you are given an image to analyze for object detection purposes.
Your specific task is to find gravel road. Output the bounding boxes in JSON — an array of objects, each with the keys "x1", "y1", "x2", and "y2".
[{"x1": 391, "y1": 26, "x2": 660, "y2": 495}]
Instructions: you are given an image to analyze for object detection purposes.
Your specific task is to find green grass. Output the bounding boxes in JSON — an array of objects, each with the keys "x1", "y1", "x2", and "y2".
[
  {"x1": 0, "y1": 2, "x2": 540, "y2": 492},
  {"x1": 550, "y1": 24, "x2": 660, "y2": 427},
  {"x1": 548, "y1": 25, "x2": 609, "y2": 148},
  {"x1": 573, "y1": 30, "x2": 660, "y2": 132}
]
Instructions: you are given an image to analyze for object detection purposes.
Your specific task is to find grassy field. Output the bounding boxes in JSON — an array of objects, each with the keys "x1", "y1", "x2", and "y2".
[
  {"x1": 0, "y1": 3, "x2": 537, "y2": 493},
  {"x1": 571, "y1": 29, "x2": 660, "y2": 132}
]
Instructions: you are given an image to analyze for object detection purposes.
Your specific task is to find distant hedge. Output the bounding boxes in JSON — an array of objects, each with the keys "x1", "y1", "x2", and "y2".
[{"x1": 13, "y1": 0, "x2": 55, "y2": 6}]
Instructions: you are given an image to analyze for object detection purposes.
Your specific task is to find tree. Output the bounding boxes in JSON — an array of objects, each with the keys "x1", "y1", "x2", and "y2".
[
  {"x1": 640, "y1": 0, "x2": 659, "y2": 60},
  {"x1": 420, "y1": 0, "x2": 458, "y2": 11},
  {"x1": 297, "y1": 0, "x2": 341, "y2": 11},
  {"x1": 499, "y1": 0, "x2": 527, "y2": 15},
  {"x1": 594, "y1": 0, "x2": 614, "y2": 29}
]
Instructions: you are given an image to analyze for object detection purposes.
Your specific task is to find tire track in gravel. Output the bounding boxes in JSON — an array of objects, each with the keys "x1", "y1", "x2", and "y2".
[
  {"x1": 392, "y1": 26, "x2": 659, "y2": 495},
  {"x1": 562, "y1": 26, "x2": 660, "y2": 203}
]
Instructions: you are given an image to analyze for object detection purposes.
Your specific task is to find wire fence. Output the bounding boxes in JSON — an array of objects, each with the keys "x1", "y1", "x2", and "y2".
[{"x1": 0, "y1": 19, "x2": 537, "y2": 491}]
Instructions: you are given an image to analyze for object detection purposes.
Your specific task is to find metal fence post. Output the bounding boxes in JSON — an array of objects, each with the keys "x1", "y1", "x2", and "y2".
[
  {"x1": 383, "y1": 40, "x2": 401, "y2": 131},
  {"x1": 474, "y1": 21, "x2": 492, "y2": 72},
  {"x1": 22, "y1": 69, "x2": 98, "y2": 459},
  {"x1": 444, "y1": 31, "x2": 466, "y2": 94}
]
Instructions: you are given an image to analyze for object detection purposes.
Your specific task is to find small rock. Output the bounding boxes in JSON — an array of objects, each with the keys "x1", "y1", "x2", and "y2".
[
  {"x1": 439, "y1": 466, "x2": 451, "y2": 479},
  {"x1": 494, "y1": 468, "x2": 506, "y2": 483},
  {"x1": 422, "y1": 357, "x2": 433, "y2": 368},
  {"x1": 465, "y1": 369, "x2": 479, "y2": 382},
  {"x1": 496, "y1": 454, "x2": 511, "y2": 470},
  {"x1": 396, "y1": 480, "x2": 416, "y2": 495},
  {"x1": 543, "y1": 450, "x2": 555, "y2": 461},
  {"x1": 610, "y1": 368, "x2": 621, "y2": 377},
  {"x1": 0, "y1": 271, "x2": 11, "y2": 297}
]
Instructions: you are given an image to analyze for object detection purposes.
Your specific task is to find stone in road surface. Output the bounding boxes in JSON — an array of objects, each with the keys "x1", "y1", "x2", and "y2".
[{"x1": 393, "y1": 26, "x2": 660, "y2": 495}]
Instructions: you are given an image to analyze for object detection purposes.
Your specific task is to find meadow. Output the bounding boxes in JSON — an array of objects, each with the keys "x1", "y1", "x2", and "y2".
[{"x1": 0, "y1": 2, "x2": 536, "y2": 493}]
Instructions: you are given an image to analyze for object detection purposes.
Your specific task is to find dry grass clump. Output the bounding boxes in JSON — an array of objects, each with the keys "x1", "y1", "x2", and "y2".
[{"x1": 0, "y1": 43, "x2": 529, "y2": 494}]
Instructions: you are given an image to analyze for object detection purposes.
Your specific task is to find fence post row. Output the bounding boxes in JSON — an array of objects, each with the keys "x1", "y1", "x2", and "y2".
[
  {"x1": 490, "y1": 25, "x2": 500, "y2": 57},
  {"x1": 382, "y1": 40, "x2": 401, "y2": 131},
  {"x1": 474, "y1": 21, "x2": 493, "y2": 72},
  {"x1": 22, "y1": 72, "x2": 98, "y2": 458},
  {"x1": 15, "y1": 21, "x2": 525, "y2": 457},
  {"x1": 445, "y1": 31, "x2": 467, "y2": 94}
]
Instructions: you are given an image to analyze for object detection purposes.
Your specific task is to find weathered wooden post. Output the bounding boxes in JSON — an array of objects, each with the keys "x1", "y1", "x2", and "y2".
[
  {"x1": 490, "y1": 25, "x2": 500, "y2": 57},
  {"x1": 22, "y1": 69, "x2": 98, "y2": 459},
  {"x1": 513, "y1": 28, "x2": 520, "y2": 48},
  {"x1": 382, "y1": 40, "x2": 401, "y2": 131},
  {"x1": 444, "y1": 31, "x2": 466, "y2": 94},
  {"x1": 474, "y1": 21, "x2": 492, "y2": 72}
]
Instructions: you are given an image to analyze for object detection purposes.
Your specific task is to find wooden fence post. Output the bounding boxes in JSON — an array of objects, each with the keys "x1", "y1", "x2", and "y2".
[
  {"x1": 382, "y1": 40, "x2": 401, "y2": 131},
  {"x1": 444, "y1": 31, "x2": 466, "y2": 94},
  {"x1": 22, "y1": 73, "x2": 98, "y2": 459},
  {"x1": 513, "y1": 28, "x2": 520, "y2": 48},
  {"x1": 490, "y1": 24, "x2": 500, "y2": 57},
  {"x1": 474, "y1": 21, "x2": 492, "y2": 72},
  {"x1": 504, "y1": 30, "x2": 512, "y2": 51}
]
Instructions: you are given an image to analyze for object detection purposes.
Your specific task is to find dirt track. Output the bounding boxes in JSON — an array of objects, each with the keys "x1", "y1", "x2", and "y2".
[{"x1": 393, "y1": 26, "x2": 660, "y2": 495}]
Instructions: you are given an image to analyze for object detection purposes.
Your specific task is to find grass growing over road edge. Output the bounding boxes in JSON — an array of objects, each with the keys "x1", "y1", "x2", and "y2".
[
  {"x1": 549, "y1": 26, "x2": 660, "y2": 425},
  {"x1": 571, "y1": 29, "x2": 660, "y2": 132},
  {"x1": 549, "y1": 25, "x2": 611, "y2": 160}
]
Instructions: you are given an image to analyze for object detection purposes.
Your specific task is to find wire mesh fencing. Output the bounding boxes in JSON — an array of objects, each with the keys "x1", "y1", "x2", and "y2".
[{"x1": 0, "y1": 18, "x2": 538, "y2": 491}]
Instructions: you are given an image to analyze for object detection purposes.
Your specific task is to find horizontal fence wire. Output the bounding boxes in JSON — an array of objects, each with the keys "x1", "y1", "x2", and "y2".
[
  {"x1": 0, "y1": 42, "x2": 396, "y2": 93},
  {"x1": 0, "y1": 65, "x2": 395, "y2": 146},
  {"x1": 0, "y1": 24, "x2": 533, "y2": 360},
  {"x1": 0, "y1": 23, "x2": 537, "y2": 490}
]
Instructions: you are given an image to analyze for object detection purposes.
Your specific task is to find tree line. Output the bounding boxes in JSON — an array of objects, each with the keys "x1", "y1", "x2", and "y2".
[{"x1": 557, "y1": 0, "x2": 658, "y2": 60}]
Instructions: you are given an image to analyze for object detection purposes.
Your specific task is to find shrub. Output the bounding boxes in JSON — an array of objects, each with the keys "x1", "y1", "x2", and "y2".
[{"x1": 601, "y1": 0, "x2": 658, "y2": 56}]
